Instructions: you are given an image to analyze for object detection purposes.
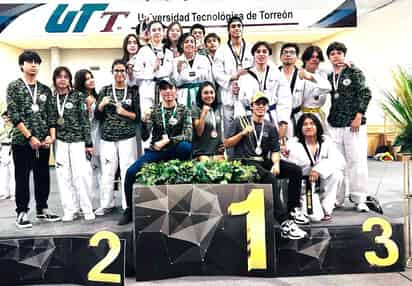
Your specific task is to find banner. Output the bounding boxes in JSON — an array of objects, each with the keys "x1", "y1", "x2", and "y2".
[{"x1": 0, "y1": 0, "x2": 356, "y2": 38}]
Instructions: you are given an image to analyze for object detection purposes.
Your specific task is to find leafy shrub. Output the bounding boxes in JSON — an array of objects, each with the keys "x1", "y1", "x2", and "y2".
[{"x1": 136, "y1": 159, "x2": 259, "y2": 185}]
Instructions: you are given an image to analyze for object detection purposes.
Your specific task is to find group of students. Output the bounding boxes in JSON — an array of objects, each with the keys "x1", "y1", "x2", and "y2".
[{"x1": 3, "y1": 15, "x2": 371, "y2": 240}]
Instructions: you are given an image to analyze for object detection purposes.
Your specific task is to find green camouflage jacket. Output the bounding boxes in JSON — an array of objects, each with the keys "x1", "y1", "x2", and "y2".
[
  {"x1": 51, "y1": 90, "x2": 92, "y2": 146},
  {"x1": 95, "y1": 85, "x2": 139, "y2": 142},
  {"x1": 142, "y1": 102, "x2": 192, "y2": 151},
  {"x1": 327, "y1": 65, "x2": 372, "y2": 127},
  {"x1": 6, "y1": 78, "x2": 55, "y2": 146}
]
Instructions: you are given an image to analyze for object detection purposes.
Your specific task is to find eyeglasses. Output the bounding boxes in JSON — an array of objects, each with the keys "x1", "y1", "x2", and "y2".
[
  {"x1": 113, "y1": 69, "x2": 126, "y2": 73},
  {"x1": 282, "y1": 50, "x2": 296, "y2": 55}
]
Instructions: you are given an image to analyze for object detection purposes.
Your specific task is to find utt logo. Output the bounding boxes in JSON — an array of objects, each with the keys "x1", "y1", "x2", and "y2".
[{"x1": 45, "y1": 4, "x2": 129, "y2": 33}]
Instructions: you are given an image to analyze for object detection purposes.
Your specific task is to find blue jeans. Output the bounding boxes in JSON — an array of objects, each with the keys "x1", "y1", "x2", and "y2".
[{"x1": 124, "y1": 141, "x2": 192, "y2": 208}]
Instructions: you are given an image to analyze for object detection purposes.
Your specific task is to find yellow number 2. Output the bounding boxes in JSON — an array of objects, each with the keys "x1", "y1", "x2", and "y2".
[
  {"x1": 88, "y1": 231, "x2": 122, "y2": 284},
  {"x1": 362, "y1": 217, "x2": 399, "y2": 267},
  {"x1": 228, "y1": 189, "x2": 267, "y2": 271}
]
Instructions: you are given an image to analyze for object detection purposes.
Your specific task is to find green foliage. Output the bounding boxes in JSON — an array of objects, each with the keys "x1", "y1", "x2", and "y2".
[
  {"x1": 136, "y1": 159, "x2": 259, "y2": 185},
  {"x1": 382, "y1": 68, "x2": 412, "y2": 153}
]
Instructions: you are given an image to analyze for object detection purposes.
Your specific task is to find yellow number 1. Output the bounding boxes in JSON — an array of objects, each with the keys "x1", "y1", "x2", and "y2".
[
  {"x1": 228, "y1": 189, "x2": 267, "y2": 271},
  {"x1": 362, "y1": 217, "x2": 399, "y2": 267},
  {"x1": 88, "y1": 231, "x2": 122, "y2": 283}
]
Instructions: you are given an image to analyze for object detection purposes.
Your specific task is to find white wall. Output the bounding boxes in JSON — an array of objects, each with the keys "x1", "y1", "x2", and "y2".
[
  {"x1": 59, "y1": 48, "x2": 122, "y2": 91},
  {"x1": 0, "y1": 43, "x2": 22, "y2": 103}
]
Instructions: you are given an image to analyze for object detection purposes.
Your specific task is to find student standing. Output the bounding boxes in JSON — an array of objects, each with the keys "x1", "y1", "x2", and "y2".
[
  {"x1": 52, "y1": 66, "x2": 95, "y2": 221},
  {"x1": 7, "y1": 51, "x2": 60, "y2": 228},
  {"x1": 326, "y1": 42, "x2": 371, "y2": 211},
  {"x1": 173, "y1": 33, "x2": 212, "y2": 109},
  {"x1": 95, "y1": 59, "x2": 139, "y2": 215}
]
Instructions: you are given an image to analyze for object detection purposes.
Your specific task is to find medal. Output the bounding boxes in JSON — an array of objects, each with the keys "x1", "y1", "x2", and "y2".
[
  {"x1": 251, "y1": 119, "x2": 265, "y2": 157},
  {"x1": 56, "y1": 92, "x2": 69, "y2": 123},
  {"x1": 22, "y1": 78, "x2": 39, "y2": 113},
  {"x1": 31, "y1": 104, "x2": 39, "y2": 112},
  {"x1": 161, "y1": 104, "x2": 177, "y2": 137},
  {"x1": 209, "y1": 109, "x2": 218, "y2": 139},
  {"x1": 169, "y1": 117, "x2": 178, "y2": 125},
  {"x1": 111, "y1": 83, "x2": 128, "y2": 107},
  {"x1": 332, "y1": 71, "x2": 341, "y2": 100},
  {"x1": 57, "y1": 117, "x2": 65, "y2": 126}
]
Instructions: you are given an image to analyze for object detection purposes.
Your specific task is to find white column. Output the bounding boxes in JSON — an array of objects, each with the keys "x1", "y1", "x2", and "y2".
[{"x1": 50, "y1": 47, "x2": 61, "y2": 73}]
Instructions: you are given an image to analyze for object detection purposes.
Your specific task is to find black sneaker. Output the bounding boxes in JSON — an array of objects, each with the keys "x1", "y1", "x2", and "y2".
[
  {"x1": 118, "y1": 208, "x2": 132, "y2": 225},
  {"x1": 16, "y1": 212, "x2": 32, "y2": 228},
  {"x1": 36, "y1": 209, "x2": 61, "y2": 222}
]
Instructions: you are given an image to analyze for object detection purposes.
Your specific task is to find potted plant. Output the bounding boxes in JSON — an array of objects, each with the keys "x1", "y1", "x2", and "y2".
[{"x1": 382, "y1": 67, "x2": 412, "y2": 154}]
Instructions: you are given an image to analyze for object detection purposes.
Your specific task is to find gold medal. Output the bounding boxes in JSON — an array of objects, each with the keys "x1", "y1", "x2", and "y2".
[{"x1": 57, "y1": 117, "x2": 65, "y2": 126}]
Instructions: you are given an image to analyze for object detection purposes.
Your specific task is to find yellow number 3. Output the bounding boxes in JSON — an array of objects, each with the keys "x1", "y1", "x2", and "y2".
[
  {"x1": 362, "y1": 217, "x2": 399, "y2": 267},
  {"x1": 88, "y1": 231, "x2": 122, "y2": 283}
]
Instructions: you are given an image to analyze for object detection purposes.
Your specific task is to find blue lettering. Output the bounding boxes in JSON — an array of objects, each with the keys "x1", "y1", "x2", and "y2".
[
  {"x1": 45, "y1": 4, "x2": 77, "y2": 33},
  {"x1": 45, "y1": 3, "x2": 108, "y2": 33},
  {"x1": 73, "y1": 4, "x2": 108, "y2": 33}
]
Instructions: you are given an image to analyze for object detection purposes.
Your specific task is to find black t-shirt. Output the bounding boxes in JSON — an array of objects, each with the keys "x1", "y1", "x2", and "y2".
[
  {"x1": 229, "y1": 116, "x2": 280, "y2": 160},
  {"x1": 192, "y1": 106, "x2": 222, "y2": 156}
]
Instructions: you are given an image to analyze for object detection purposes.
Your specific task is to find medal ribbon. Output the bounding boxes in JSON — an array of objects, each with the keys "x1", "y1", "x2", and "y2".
[
  {"x1": 332, "y1": 71, "x2": 341, "y2": 94},
  {"x1": 227, "y1": 39, "x2": 246, "y2": 70},
  {"x1": 251, "y1": 119, "x2": 264, "y2": 153},
  {"x1": 111, "y1": 83, "x2": 128, "y2": 105},
  {"x1": 56, "y1": 91, "x2": 69, "y2": 119},
  {"x1": 161, "y1": 104, "x2": 177, "y2": 135},
  {"x1": 22, "y1": 78, "x2": 38, "y2": 107}
]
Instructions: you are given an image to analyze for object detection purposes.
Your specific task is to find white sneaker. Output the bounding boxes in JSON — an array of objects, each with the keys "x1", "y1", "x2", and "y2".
[
  {"x1": 84, "y1": 213, "x2": 96, "y2": 221},
  {"x1": 357, "y1": 202, "x2": 370, "y2": 212},
  {"x1": 94, "y1": 207, "x2": 114, "y2": 216},
  {"x1": 62, "y1": 213, "x2": 79, "y2": 222},
  {"x1": 281, "y1": 220, "x2": 307, "y2": 240},
  {"x1": 290, "y1": 207, "x2": 310, "y2": 225},
  {"x1": 16, "y1": 212, "x2": 32, "y2": 228}
]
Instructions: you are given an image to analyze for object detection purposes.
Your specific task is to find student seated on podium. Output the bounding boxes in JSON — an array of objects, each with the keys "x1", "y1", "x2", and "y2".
[
  {"x1": 192, "y1": 81, "x2": 225, "y2": 161},
  {"x1": 119, "y1": 79, "x2": 192, "y2": 225},
  {"x1": 224, "y1": 92, "x2": 308, "y2": 240},
  {"x1": 286, "y1": 113, "x2": 345, "y2": 221}
]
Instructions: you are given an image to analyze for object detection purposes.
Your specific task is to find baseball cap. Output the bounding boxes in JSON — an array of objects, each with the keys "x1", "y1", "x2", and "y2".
[
  {"x1": 251, "y1": 91, "x2": 269, "y2": 104},
  {"x1": 158, "y1": 79, "x2": 175, "y2": 90}
]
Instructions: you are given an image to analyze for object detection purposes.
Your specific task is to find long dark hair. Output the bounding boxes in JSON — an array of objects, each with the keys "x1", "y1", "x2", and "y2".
[
  {"x1": 74, "y1": 69, "x2": 98, "y2": 98},
  {"x1": 196, "y1": 81, "x2": 218, "y2": 110},
  {"x1": 52, "y1": 66, "x2": 72, "y2": 89},
  {"x1": 122, "y1": 33, "x2": 140, "y2": 62},
  {"x1": 164, "y1": 21, "x2": 183, "y2": 49},
  {"x1": 296, "y1": 113, "x2": 324, "y2": 144}
]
